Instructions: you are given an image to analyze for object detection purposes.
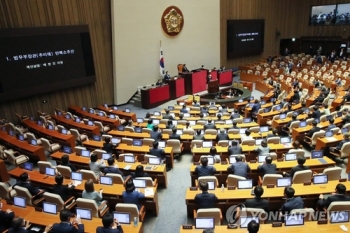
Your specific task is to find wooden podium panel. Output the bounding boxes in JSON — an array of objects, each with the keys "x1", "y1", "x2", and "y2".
[{"x1": 207, "y1": 80, "x2": 219, "y2": 93}]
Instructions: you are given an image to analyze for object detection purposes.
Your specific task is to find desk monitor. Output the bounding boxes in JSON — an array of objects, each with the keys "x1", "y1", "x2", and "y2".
[
  {"x1": 311, "y1": 150, "x2": 323, "y2": 159},
  {"x1": 326, "y1": 115, "x2": 332, "y2": 121},
  {"x1": 183, "y1": 113, "x2": 190, "y2": 118},
  {"x1": 102, "y1": 153, "x2": 111, "y2": 160},
  {"x1": 57, "y1": 111, "x2": 62, "y2": 116},
  {"x1": 172, "y1": 120, "x2": 178, "y2": 126},
  {"x1": 111, "y1": 137, "x2": 120, "y2": 144},
  {"x1": 89, "y1": 109, "x2": 95, "y2": 114},
  {"x1": 277, "y1": 177, "x2": 291, "y2": 187},
  {"x1": 109, "y1": 114, "x2": 115, "y2": 119},
  {"x1": 8, "y1": 130, "x2": 15, "y2": 136},
  {"x1": 136, "y1": 118, "x2": 144, "y2": 123},
  {"x1": 261, "y1": 101, "x2": 266, "y2": 105},
  {"x1": 88, "y1": 121, "x2": 94, "y2": 126},
  {"x1": 342, "y1": 128, "x2": 349, "y2": 134},
  {"x1": 154, "y1": 111, "x2": 161, "y2": 116},
  {"x1": 285, "y1": 153, "x2": 297, "y2": 161},
  {"x1": 93, "y1": 135, "x2": 101, "y2": 141},
  {"x1": 98, "y1": 112, "x2": 105, "y2": 117},
  {"x1": 71, "y1": 172, "x2": 82, "y2": 181},
  {"x1": 264, "y1": 108, "x2": 271, "y2": 113},
  {"x1": 14, "y1": 196, "x2": 26, "y2": 208},
  {"x1": 240, "y1": 216, "x2": 259, "y2": 228},
  {"x1": 133, "y1": 179, "x2": 146, "y2": 188},
  {"x1": 338, "y1": 112, "x2": 343, "y2": 117},
  {"x1": 113, "y1": 106, "x2": 118, "y2": 110},
  {"x1": 43, "y1": 202, "x2": 57, "y2": 214},
  {"x1": 206, "y1": 157, "x2": 214, "y2": 165},
  {"x1": 100, "y1": 176, "x2": 113, "y2": 185},
  {"x1": 237, "y1": 180, "x2": 253, "y2": 189},
  {"x1": 189, "y1": 120, "x2": 196, "y2": 126},
  {"x1": 31, "y1": 139, "x2": 37, "y2": 146},
  {"x1": 225, "y1": 120, "x2": 233, "y2": 125},
  {"x1": 325, "y1": 131, "x2": 333, "y2": 137},
  {"x1": 75, "y1": 118, "x2": 81, "y2": 123},
  {"x1": 255, "y1": 139, "x2": 264, "y2": 146},
  {"x1": 243, "y1": 118, "x2": 252, "y2": 123},
  {"x1": 152, "y1": 119, "x2": 160, "y2": 125},
  {"x1": 258, "y1": 155, "x2": 267, "y2": 163},
  {"x1": 280, "y1": 137, "x2": 291, "y2": 143},
  {"x1": 117, "y1": 125, "x2": 125, "y2": 131},
  {"x1": 176, "y1": 129, "x2": 183, "y2": 135},
  {"x1": 313, "y1": 174, "x2": 328, "y2": 185},
  {"x1": 81, "y1": 150, "x2": 90, "y2": 157},
  {"x1": 239, "y1": 128, "x2": 247, "y2": 134},
  {"x1": 209, "y1": 102, "x2": 215, "y2": 105},
  {"x1": 179, "y1": 102, "x2": 185, "y2": 106},
  {"x1": 149, "y1": 157, "x2": 161, "y2": 165},
  {"x1": 125, "y1": 108, "x2": 131, "y2": 113},
  {"x1": 37, "y1": 120, "x2": 43, "y2": 126},
  {"x1": 284, "y1": 214, "x2": 304, "y2": 226},
  {"x1": 276, "y1": 105, "x2": 281, "y2": 111},
  {"x1": 168, "y1": 106, "x2": 174, "y2": 110},
  {"x1": 238, "y1": 99, "x2": 243, "y2": 103},
  {"x1": 45, "y1": 167, "x2": 55, "y2": 176},
  {"x1": 65, "y1": 114, "x2": 71, "y2": 120},
  {"x1": 299, "y1": 121, "x2": 307, "y2": 128},
  {"x1": 124, "y1": 155, "x2": 135, "y2": 163},
  {"x1": 104, "y1": 104, "x2": 108, "y2": 108},
  {"x1": 195, "y1": 217, "x2": 215, "y2": 229},
  {"x1": 48, "y1": 125, "x2": 54, "y2": 130},
  {"x1": 18, "y1": 135, "x2": 24, "y2": 141},
  {"x1": 61, "y1": 129, "x2": 68, "y2": 135},
  {"x1": 207, "y1": 181, "x2": 215, "y2": 190},
  {"x1": 1, "y1": 126, "x2": 6, "y2": 132},
  {"x1": 202, "y1": 141, "x2": 213, "y2": 148},
  {"x1": 229, "y1": 157, "x2": 236, "y2": 164},
  {"x1": 158, "y1": 141, "x2": 166, "y2": 148},
  {"x1": 24, "y1": 162, "x2": 33, "y2": 171},
  {"x1": 76, "y1": 208, "x2": 92, "y2": 220},
  {"x1": 249, "y1": 103, "x2": 254, "y2": 108},
  {"x1": 279, "y1": 113, "x2": 287, "y2": 119},
  {"x1": 113, "y1": 212, "x2": 130, "y2": 224},
  {"x1": 260, "y1": 126, "x2": 269, "y2": 133},
  {"x1": 134, "y1": 127, "x2": 142, "y2": 133},
  {"x1": 330, "y1": 211, "x2": 350, "y2": 223},
  {"x1": 63, "y1": 146, "x2": 72, "y2": 154},
  {"x1": 170, "y1": 113, "x2": 176, "y2": 119},
  {"x1": 132, "y1": 139, "x2": 143, "y2": 146}
]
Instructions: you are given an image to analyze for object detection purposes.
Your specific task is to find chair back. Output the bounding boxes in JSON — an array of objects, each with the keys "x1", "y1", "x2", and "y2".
[
  {"x1": 327, "y1": 202, "x2": 350, "y2": 214},
  {"x1": 166, "y1": 139, "x2": 181, "y2": 153},
  {"x1": 217, "y1": 140, "x2": 229, "y2": 147},
  {"x1": 322, "y1": 167, "x2": 342, "y2": 180},
  {"x1": 70, "y1": 129, "x2": 81, "y2": 141},
  {"x1": 205, "y1": 129, "x2": 217, "y2": 135},
  {"x1": 241, "y1": 139, "x2": 255, "y2": 146},
  {"x1": 105, "y1": 174, "x2": 124, "y2": 184},
  {"x1": 76, "y1": 198, "x2": 99, "y2": 217},
  {"x1": 249, "y1": 127, "x2": 260, "y2": 133},
  {"x1": 241, "y1": 208, "x2": 267, "y2": 223},
  {"x1": 102, "y1": 134, "x2": 112, "y2": 141},
  {"x1": 144, "y1": 154, "x2": 157, "y2": 163},
  {"x1": 124, "y1": 126, "x2": 135, "y2": 133},
  {"x1": 261, "y1": 174, "x2": 283, "y2": 186},
  {"x1": 267, "y1": 137, "x2": 280, "y2": 144},
  {"x1": 198, "y1": 176, "x2": 218, "y2": 187},
  {"x1": 40, "y1": 138, "x2": 51, "y2": 151},
  {"x1": 13, "y1": 186, "x2": 34, "y2": 206},
  {"x1": 196, "y1": 208, "x2": 222, "y2": 226},
  {"x1": 311, "y1": 131, "x2": 325, "y2": 146},
  {"x1": 233, "y1": 118, "x2": 243, "y2": 124},
  {"x1": 74, "y1": 146, "x2": 87, "y2": 155},
  {"x1": 94, "y1": 121, "x2": 104, "y2": 132},
  {"x1": 43, "y1": 192, "x2": 65, "y2": 211},
  {"x1": 0, "y1": 182, "x2": 15, "y2": 200},
  {"x1": 118, "y1": 153, "x2": 134, "y2": 161},
  {"x1": 80, "y1": 170, "x2": 98, "y2": 183},
  {"x1": 92, "y1": 149, "x2": 107, "y2": 159},
  {"x1": 38, "y1": 161, "x2": 54, "y2": 174},
  {"x1": 56, "y1": 165, "x2": 72, "y2": 178},
  {"x1": 121, "y1": 138, "x2": 133, "y2": 145},
  {"x1": 288, "y1": 149, "x2": 305, "y2": 157},
  {"x1": 142, "y1": 128, "x2": 152, "y2": 134},
  {"x1": 226, "y1": 174, "x2": 246, "y2": 187},
  {"x1": 183, "y1": 129, "x2": 195, "y2": 135},
  {"x1": 340, "y1": 142, "x2": 350, "y2": 159},
  {"x1": 191, "y1": 140, "x2": 203, "y2": 148},
  {"x1": 115, "y1": 203, "x2": 140, "y2": 222},
  {"x1": 292, "y1": 170, "x2": 312, "y2": 184},
  {"x1": 228, "y1": 129, "x2": 239, "y2": 134},
  {"x1": 135, "y1": 177, "x2": 154, "y2": 187},
  {"x1": 142, "y1": 138, "x2": 155, "y2": 147}
]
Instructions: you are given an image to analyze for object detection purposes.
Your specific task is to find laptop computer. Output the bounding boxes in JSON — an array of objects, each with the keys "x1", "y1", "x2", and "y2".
[
  {"x1": 154, "y1": 111, "x2": 161, "y2": 116},
  {"x1": 93, "y1": 135, "x2": 101, "y2": 141},
  {"x1": 255, "y1": 139, "x2": 264, "y2": 146},
  {"x1": 88, "y1": 121, "x2": 94, "y2": 126},
  {"x1": 61, "y1": 129, "x2": 68, "y2": 135},
  {"x1": 338, "y1": 112, "x2": 343, "y2": 117},
  {"x1": 149, "y1": 157, "x2": 161, "y2": 165},
  {"x1": 229, "y1": 157, "x2": 237, "y2": 164},
  {"x1": 89, "y1": 109, "x2": 95, "y2": 114},
  {"x1": 132, "y1": 139, "x2": 143, "y2": 146},
  {"x1": 285, "y1": 153, "x2": 297, "y2": 161},
  {"x1": 71, "y1": 172, "x2": 82, "y2": 181},
  {"x1": 240, "y1": 216, "x2": 259, "y2": 228},
  {"x1": 8, "y1": 130, "x2": 15, "y2": 136},
  {"x1": 172, "y1": 120, "x2": 178, "y2": 126},
  {"x1": 57, "y1": 111, "x2": 62, "y2": 116},
  {"x1": 239, "y1": 128, "x2": 247, "y2": 134},
  {"x1": 284, "y1": 214, "x2": 304, "y2": 226},
  {"x1": 261, "y1": 101, "x2": 266, "y2": 105},
  {"x1": 183, "y1": 113, "x2": 190, "y2": 118},
  {"x1": 258, "y1": 155, "x2": 267, "y2": 163},
  {"x1": 330, "y1": 211, "x2": 350, "y2": 223},
  {"x1": 134, "y1": 127, "x2": 142, "y2": 133},
  {"x1": 65, "y1": 114, "x2": 71, "y2": 120},
  {"x1": 75, "y1": 118, "x2": 81, "y2": 123},
  {"x1": 206, "y1": 157, "x2": 214, "y2": 165},
  {"x1": 243, "y1": 118, "x2": 252, "y2": 123},
  {"x1": 100, "y1": 176, "x2": 113, "y2": 185},
  {"x1": 18, "y1": 135, "x2": 24, "y2": 141},
  {"x1": 299, "y1": 121, "x2": 307, "y2": 128},
  {"x1": 342, "y1": 128, "x2": 349, "y2": 134},
  {"x1": 14, "y1": 196, "x2": 26, "y2": 208},
  {"x1": 311, "y1": 150, "x2": 323, "y2": 159},
  {"x1": 276, "y1": 105, "x2": 281, "y2": 111},
  {"x1": 168, "y1": 106, "x2": 174, "y2": 110},
  {"x1": 264, "y1": 108, "x2": 271, "y2": 113},
  {"x1": 63, "y1": 146, "x2": 72, "y2": 154},
  {"x1": 260, "y1": 126, "x2": 269, "y2": 133},
  {"x1": 31, "y1": 139, "x2": 37, "y2": 146},
  {"x1": 238, "y1": 99, "x2": 243, "y2": 103},
  {"x1": 326, "y1": 115, "x2": 332, "y2": 121},
  {"x1": 45, "y1": 167, "x2": 55, "y2": 176},
  {"x1": 158, "y1": 141, "x2": 166, "y2": 148},
  {"x1": 237, "y1": 180, "x2": 253, "y2": 189},
  {"x1": 153, "y1": 119, "x2": 160, "y2": 125},
  {"x1": 125, "y1": 109, "x2": 131, "y2": 113},
  {"x1": 113, "y1": 212, "x2": 131, "y2": 224},
  {"x1": 313, "y1": 174, "x2": 328, "y2": 185},
  {"x1": 98, "y1": 112, "x2": 105, "y2": 117},
  {"x1": 133, "y1": 179, "x2": 146, "y2": 188},
  {"x1": 118, "y1": 125, "x2": 125, "y2": 131},
  {"x1": 136, "y1": 118, "x2": 144, "y2": 123},
  {"x1": 76, "y1": 208, "x2": 92, "y2": 220},
  {"x1": 189, "y1": 121, "x2": 196, "y2": 126},
  {"x1": 81, "y1": 150, "x2": 90, "y2": 157},
  {"x1": 325, "y1": 131, "x2": 333, "y2": 137},
  {"x1": 111, "y1": 137, "x2": 120, "y2": 144},
  {"x1": 48, "y1": 125, "x2": 54, "y2": 130},
  {"x1": 280, "y1": 137, "x2": 291, "y2": 144},
  {"x1": 109, "y1": 114, "x2": 115, "y2": 119},
  {"x1": 202, "y1": 141, "x2": 213, "y2": 148},
  {"x1": 43, "y1": 202, "x2": 57, "y2": 214},
  {"x1": 124, "y1": 155, "x2": 135, "y2": 163},
  {"x1": 225, "y1": 120, "x2": 233, "y2": 124},
  {"x1": 277, "y1": 177, "x2": 292, "y2": 187},
  {"x1": 102, "y1": 153, "x2": 111, "y2": 160},
  {"x1": 37, "y1": 120, "x2": 43, "y2": 126},
  {"x1": 176, "y1": 129, "x2": 183, "y2": 135},
  {"x1": 24, "y1": 162, "x2": 33, "y2": 171},
  {"x1": 207, "y1": 181, "x2": 215, "y2": 190},
  {"x1": 195, "y1": 218, "x2": 215, "y2": 229}
]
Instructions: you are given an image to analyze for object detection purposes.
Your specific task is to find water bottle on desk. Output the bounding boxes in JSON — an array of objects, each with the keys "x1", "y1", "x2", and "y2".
[
  {"x1": 134, "y1": 217, "x2": 138, "y2": 227},
  {"x1": 221, "y1": 184, "x2": 225, "y2": 192}
]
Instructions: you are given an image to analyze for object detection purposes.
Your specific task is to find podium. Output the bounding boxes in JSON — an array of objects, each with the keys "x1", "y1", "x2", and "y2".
[{"x1": 208, "y1": 80, "x2": 219, "y2": 94}]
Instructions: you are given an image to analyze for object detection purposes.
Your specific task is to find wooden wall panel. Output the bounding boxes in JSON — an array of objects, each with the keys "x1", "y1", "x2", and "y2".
[
  {"x1": 221, "y1": 0, "x2": 350, "y2": 68},
  {"x1": 0, "y1": 0, "x2": 113, "y2": 124}
]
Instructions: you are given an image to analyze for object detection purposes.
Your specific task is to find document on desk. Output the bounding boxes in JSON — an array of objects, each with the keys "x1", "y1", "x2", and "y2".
[
  {"x1": 144, "y1": 188, "x2": 154, "y2": 197},
  {"x1": 318, "y1": 158, "x2": 327, "y2": 164},
  {"x1": 124, "y1": 165, "x2": 131, "y2": 170},
  {"x1": 326, "y1": 137, "x2": 338, "y2": 142}
]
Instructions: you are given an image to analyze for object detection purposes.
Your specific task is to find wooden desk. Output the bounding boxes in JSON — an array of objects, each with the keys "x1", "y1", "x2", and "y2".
[
  {"x1": 185, "y1": 180, "x2": 350, "y2": 216},
  {"x1": 68, "y1": 106, "x2": 120, "y2": 129},
  {"x1": 51, "y1": 115, "x2": 100, "y2": 137},
  {"x1": 271, "y1": 113, "x2": 308, "y2": 129},
  {"x1": 0, "y1": 131, "x2": 46, "y2": 161},
  {"x1": 316, "y1": 133, "x2": 343, "y2": 150},
  {"x1": 189, "y1": 157, "x2": 335, "y2": 186},
  {"x1": 8, "y1": 167, "x2": 159, "y2": 216},
  {"x1": 50, "y1": 151, "x2": 168, "y2": 188},
  {"x1": 97, "y1": 105, "x2": 137, "y2": 122},
  {"x1": 22, "y1": 119, "x2": 75, "y2": 148},
  {"x1": 0, "y1": 160, "x2": 10, "y2": 182},
  {"x1": 257, "y1": 103, "x2": 302, "y2": 125},
  {"x1": 1, "y1": 200, "x2": 143, "y2": 233}
]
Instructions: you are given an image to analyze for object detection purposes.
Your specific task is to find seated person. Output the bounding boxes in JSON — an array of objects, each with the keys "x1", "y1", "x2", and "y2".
[
  {"x1": 227, "y1": 155, "x2": 250, "y2": 178},
  {"x1": 165, "y1": 119, "x2": 174, "y2": 129},
  {"x1": 306, "y1": 120, "x2": 321, "y2": 138},
  {"x1": 241, "y1": 129, "x2": 253, "y2": 140},
  {"x1": 155, "y1": 79, "x2": 163, "y2": 86},
  {"x1": 247, "y1": 220, "x2": 260, "y2": 233},
  {"x1": 131, "y1": 165, "x2": 150, "y2": 178},
  {"x1": 150, "y1": 125, "x2": 162, "y2": 141},
  {"x1": 320, "y1": 103, "x2": 331, "y2": 116},
  {"x1": 257, "y1": 156, "x2": 276, "y2": 177},
  {"x1": 284, "y1": 114, "x2": 298, "y2": 129},
  {"x1": 267, "y1": 128, "x2": 279, "y2": 138},
  {"x1": 149, "y1": 141, "x2": 166, "y2": 163},
  {"x1": 317, "y1": 183, "x2": 350, "y2": 209},
  {"x1": 126, "y1": 120, "x2": 134, "y2": 129},
  {"x1": 14, "y1": 172, "x2": 43, "y2": 197},
  {"x1": 209, "y1": 146, "x2": 221, "y2": 163},
  {"x1": 288, "y1": 140, "x2": 303, "y2": 154},
  {"x1": 146, "y1": 119, "x2": 153, "y2": 129},
  {"x1": 89, "y1": 153, "x2": 106, "y2": 177},
  {"x1": 195, "y1": 157, "x2": 216, "y2": 177},
  {"x1": 169, "y1": 127, "x2": 181, "y2": 140},
  {"x1": 230, "y1": 109, "x2": 240, "y2": 119},
  {"x1": 193, "y1": 100, "x2": 200, "y2": 107},
  {"x1": 204, "y1": 118, "x2": 216, "y2": 130},
  {"x1": 216, "y1": 128, "x2": 229, "y2": 142},
  {"x1": 194, "y1": 181, "x2": 218, "y2": 209},
  {"x1": 326, "y1": 118, "x2": 336, "y2": 131},
  {"x1": 9, "y1": 217, "x2": 34, "y2": 233},
  {"x1": 162, "y1": 109, "x2": 172, "y2": 119},
  {"x1": 244, "y1": 186, "x2": 269, "y2": 213},
  {"x1": 122, "y1": 179, "x2": 145, "y2": 210},
  {"x1": 102, "y1": 137, "x2": 116, "y2": 154},
  {"x1": 61, "y1": 154, "x2": 77, "y2": 172},
  {"x1": 52, "y1": 209, "x2": 84, "y2": 233},
  {"x1": 228, "y1": 140, "x2": 242, "y2": 155},
  {"x1": 231, "y1": 121, "x2": 240, "y2": 129},
  {"x1": 184, "y1": 121, "x2": 193, "y2": 130},
  {"x1": 280, "y1": 186, "x2": 304, "y2": 214},
  {"x1": 180, "y1": 105, "x2": 188, "y2": 113},
  {"x1": 283, "y1": 156, "x2": 310, "y2": 178},
  {"x1": 331, "y1": 133, "x2": 350, "y2": 152},
  {"x1": 193, "y1": 129, "x2": 204, "y2": 140},
  {"x1": 96, "y1": 213, "x2": 123, "y2": 233},
  {"x1": 103, "y1": 157, "x2": 124, "y2": 178},
  {"x1": 0, "y1": 206, "x2": 14, "y2": 232},
  {"x1": 82, "y1": 179, "x2": 103, "y2": 206},
  {"x1": 53, "y1": 173, "x2": 75, "y2": 202},
  {"x1": 254, "y1": 140, "x2": 270, "y2": 156},
  {"x1": 309, "y1": 106, "x2": 321, "y2": 121}
]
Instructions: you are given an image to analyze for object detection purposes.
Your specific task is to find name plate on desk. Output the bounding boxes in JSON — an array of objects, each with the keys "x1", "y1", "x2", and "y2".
[
  {"x1": 227, "y1": 224, "x2": 238, "y2": 229},
  {"x1": 277, "y1": 158, "x2": 284, "y2": 162},
  {"x1": 250, "y1": 160, "x2": 257, "y2": 163},
  {"x1": 35, "y1": 207, "x2": 43, "y2": 212},
  {"x1": 339, "y1": 178, "x2": 347, "y2": 182},
  {"x1": 272, "y1": 222, "x2": 283, "y2": 227},
  {"x1": 141, "y1": 161, "x2": 147, "y2": 164},
  {"x1": 303, "y1": 182, "x2": 311, "y2": 185},
  {"x1": 228, "y1": 186, "x2": 236, "y2": 190},
  {"x1": 267, "y1": 184, "x2": 275, "y2": 188},
  {"x1": 193, "y1": 162, "x2": 200, "y2": 165},
  {"x1": 317, "y1": 220, "x2": 328, "y2": 225},
  {"x1": 221, "y1": 161, "x2": 228, "y2": 165},
  {"x1": 190, "y1": 187, "x2": 198, "y2": 191},
  {"x1": 182, "y1": 225, "x2": 193, "y2": 229}
]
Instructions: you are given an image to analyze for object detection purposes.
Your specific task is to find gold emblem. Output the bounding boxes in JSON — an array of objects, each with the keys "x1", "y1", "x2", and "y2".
[{"x1": 164, "y1": 9, "x2": 183, "y2": 33}]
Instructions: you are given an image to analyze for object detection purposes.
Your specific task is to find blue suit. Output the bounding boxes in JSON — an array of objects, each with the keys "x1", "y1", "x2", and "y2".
[
  {"x1": 122, "y1": 191, "x2": 145, "y2": 210},
  {"x1": 281, "y1": 197, "x2": 304, "y2": 214},
  {"x1": 251, "y1": 103, "x2": 261, "y2": 113},
  {"x1": 96, "y1": 226, "x2": 123, "y2": 233},
  {"x1": 194, "y1": 191, "x2": 218, "y2": 209},
  {"x1": 51, "y1": 222, "x2": 84, "y2": 233}
]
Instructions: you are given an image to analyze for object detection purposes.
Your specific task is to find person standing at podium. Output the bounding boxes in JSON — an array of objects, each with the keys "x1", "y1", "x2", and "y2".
[
  {"x1": 163, "y1": 71, "x2": 171, "y2": 83},
  {"x1": 206, "y1": 74, "x2": 212, "y2": 84},
  {"x1": 182, "y1": 64, "x2": 189, "y2": 73}
]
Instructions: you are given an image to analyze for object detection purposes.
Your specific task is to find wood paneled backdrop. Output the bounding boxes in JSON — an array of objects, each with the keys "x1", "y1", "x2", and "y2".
[{"x1": 0, "y1": 0, "x2": 113, "y2": 124}]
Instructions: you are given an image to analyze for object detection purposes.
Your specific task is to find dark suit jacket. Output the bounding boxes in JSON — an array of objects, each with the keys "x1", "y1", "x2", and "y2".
[
  {"x1": 162, "y1": 114, "x2": 172, "y2": 119},
  {"x1": 182, "y1": 66, "x2": 189, "y2": 72},
  {"x1": 131, "y1": 172, "x2": 150, "y2": 178},
  {"x1": 289, "y1": 165, "x2": 310, "y2": 178},
  {"x1": 52, "y1": 222, "x2": 84, "y2": 233},
  {"x1": 244, "y1": 197, "x2": 269, "y2": 212},
  {"x1": 14, "y1": 181, "x2": 40, "y2": 196},
  {"x1": 103, "y1": 143, "x2": 115, "y2": 154},
  {"x1": 230, "y1": 113, "x2": 240, "y2": 119},
  {"x1": 281, "y1": 197, "x2": 304, "y2": 214},
  {"x1": 195, "y1": 165, "x2": 216, "y2": 177},
  {"x1": 228, "y1": 146, "x2": 242, "y2": 155},
  {"x1": 257, "y1": 164, "x2": 277, "y2": 177},
  {"x1": 169, "y1": 133, "x2": 181, "y2": 140},
  {"x1": 150, "y1": 131, "x2": 162, "y2": 141},
  {"x1": 53, "y1": 184, "x2": 75, "y2": 202},
  {"x1": 96, "y1": 226, "x2": 123, "y2": 233},
  {"x1": 216, "y1": 133, "x2": 229, "y2": 142},
  {"x1": 61, "y1": 162, "x2": 77, "y2": 172},
  {"x1": 251, "y1": 103, "x2": 261, "y2": 113},
  {"x1": 318, "y1": 194, "x2": 350, "y2": 209},
  {"x1": 104, "y1": 166, "x2": 124, "y2": 177},
  {"x1": 194, "y1": 191, "x2": 218, "y2": 209},
  {"x1": 228, "y1": 162, "x2": 250, "y2": 178},
  {"x1": 306, "y1": 126, "x2": 321, "y2": 138},
  {"x1": 0, "y1": 210, "x2": 14, "y2": 232},
  {"x1": 193, "y1": 135, "x2": 205, "y2": 140},
  {"x1": 149, "y1": 148, "x2": 165, "y2": 159},
  {"x1": 204, "y1": 123, "x2": 216, "y2": 130}
]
